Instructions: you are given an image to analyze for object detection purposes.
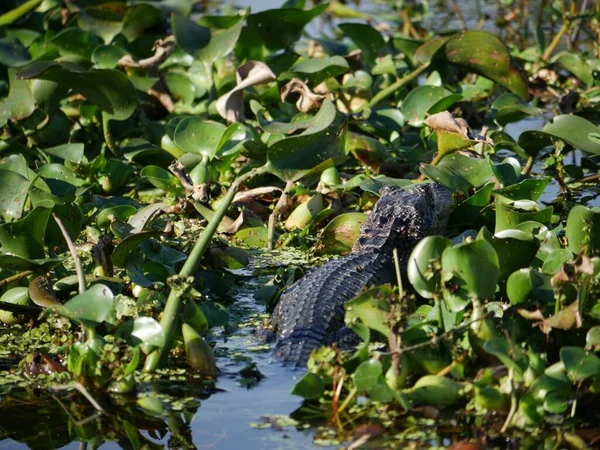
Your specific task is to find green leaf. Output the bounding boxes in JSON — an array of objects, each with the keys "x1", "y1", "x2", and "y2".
[
  {"x1": 353, "y1": 359, "x2": 396, "y2": 403},
  {"x1": 420, "y1": 154, "x2": 493, "y2": 192},
  {"x1": 172, "y1": 14, "x2": 211, "y2": 58},
  {"x1": 408, "y1": 236, "x2": 452, "y2": 298},
  {"x1": 51, "y1": 28, "x2": 103, "y2": 59},
  {"x1": 495, "y1": 199, "x2": 553, "y2": 233},
  {"x1": 241, "y1": 4, "x2": 328, "y2": 52},
  {"x1": 315, "y1": 212, "x2": 367, "y2": 256},
  {"x1": 174, "y1": 118, "x2": 234, "y2": 158},
  {"x1": 560, "y1": 347, "x2": 600, "y2": 382},
  {"x1": 116, "y1": 317, "x2": 165, "y2": 349},
  {"x1": 542, "y1": 115, "x2": 600, "y2": 155},
  {"x1": 338, "y1": 23, "x2": 385, "y2": 65},
  {"x1": 77, "y1": 6, "x2": 124, "y2": 44},
  {"x1": 0, "y1": 169, "x2": 33, "y2": 221},
  {"x1": 3, "y1": 68, "x2": 35, "y2": 121},
  {"x1": 441, "y1": 239, "x2": 500, "y2": 300},
  {"x1": 291, "y1": 372, "x2": 325, "y2": 400},
  {"x1": 0, "y1": 37, "x2": 31, "y2": 68},
  {"x1": 287, "y1": 56, "x2": 350, "y2": 85},
  {"x1": 121, "y1": 4, "x2": 161, "y2": 41},
  {"x1": 113, "y1": 231, "x2": 161, "y2": 268},
  {"x1": 433, "y1": 31, "x2": 528, "y2": 99},
  {"x1": 484, "y1": 337, "x2": 527, "y2": 376},
  {"x1": 196, "y1": 14, "x2": 244, "y2": 63},
  {"x1": 401, "y1": 85, "x2": 452, "y2": 127},
  {"x1": 492, "y1": 93, "x2": 541, "y2": 127},
  {"x1": 92, "y1": 44, "x2": 129, "y2": 69},
  {"x1": 566, "y1": 205, "x2": 600, "y2": 256},
  {"x1": 555, "y1": 52, "x2": 594, "y2": 86},
  {"x1": 0, "y1": 206, "x2": 52, "y2": 259},
  {"x1": 506, "y1": 268, "x2": 554, "y2": 305},
  {"x1": 43, "y1": 284, "x2": 115, "y2": 326},
  {"x1": 17, "y1": 61, "x2": 137, "y2": 120},
  {"x1": 493, "y1": 177, "x2": 551, "y2": 202},
  {"x1": 140, "y1": 165, "x2": 184, "y2": 196},
  {"x1": 43, "y1": 143, "x2": 85, "y2": 164},
  {"x1": 164, "y1": 72, "x2": 195, "y2": 105},
  {"x1": 266, "y1": 100, "x2": 348, "y2": 182},
  {"x1": 0, "y1": 254, "x2": 64, "y2": 271},
  {"x1": 345, "y1": 286, "x2": 392, "y2": 337}
]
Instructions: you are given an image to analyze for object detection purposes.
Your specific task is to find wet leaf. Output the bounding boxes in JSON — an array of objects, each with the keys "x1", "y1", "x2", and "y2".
[
  {"x1": 3, "y1": 68, "x2": 35, "y2": 121},
  {"x1": 116, "y1": 317, "x2": 165, "y2": 350},
  {"x1": 420, "y1": 154, "x2": 493, "y2": 192},
  {"x1": 0, "y1": 169, "x2": 33, "y2": 221},
  {"x1": 345, "y1": 286, "x2": 392, "y2": 337},
  {"x1": 495, "y1": 199, "x2": 553, "y2": 233},
  {"x1": 406, "y1": 375, "x2": 464, "y2": 406},
  {"x1": 401, "y1": 86, "x2": 453, "y2": 127},
  {"x1": 182, "y1": 322, "x2": 217, "y2": 376}
]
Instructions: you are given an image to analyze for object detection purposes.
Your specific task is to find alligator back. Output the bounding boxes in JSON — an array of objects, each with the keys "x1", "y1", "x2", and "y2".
[{"x1": 271, "y1": 250, "x2": 394, "y2": 364}]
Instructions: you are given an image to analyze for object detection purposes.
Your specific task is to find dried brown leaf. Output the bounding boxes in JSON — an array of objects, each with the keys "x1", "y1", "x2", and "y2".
[
  {"x1": 216, "y1": 61, "x2": 276, "y2": 122},
  {"x1": 280, "y1": 78, "x2": 325, "y2": 113}
]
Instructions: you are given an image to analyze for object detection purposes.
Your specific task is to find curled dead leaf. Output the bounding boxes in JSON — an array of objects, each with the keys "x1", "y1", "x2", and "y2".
[
  {"x1": 281, "y1": 78, "x2": 326, "y2": 113},
  {"x1": 529, "y1": 300, "x2": 582, "y2": 337},
  {"x1": 118, "y1": 37, "x2": 175, "y2": 69},
  {"x1": 424, "y1": 111, "x2": 493, "y2": 145},
  {"x1": 216, "y1": 61, "x2": 276, "y2": 122}
]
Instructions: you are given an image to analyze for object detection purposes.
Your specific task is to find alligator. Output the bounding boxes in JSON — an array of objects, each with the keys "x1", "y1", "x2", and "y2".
[{"x1": 269, "y1": 183, "x2": 453, "y2": 365}]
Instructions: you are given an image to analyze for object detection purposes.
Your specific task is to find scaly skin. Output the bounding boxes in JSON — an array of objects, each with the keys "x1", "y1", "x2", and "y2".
[{"x1": 270, "y1": 183, "x2": 453, "y2": 365}]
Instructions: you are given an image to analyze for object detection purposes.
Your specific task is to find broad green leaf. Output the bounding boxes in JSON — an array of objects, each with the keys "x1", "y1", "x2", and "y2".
[
  {"x1": 122, "y1": 4, "x2": 162, "y2": 41},
  {"x1": 172, "y1": 15, "x2": 211, "y2": 58},
  {"x1": 542, "y1": 115, "x2": 600, "y2": 155},
  {"x1": 77, "y1": 6, "x2": 124, "y2": 44},
  {"x1": 408, "y1": 236, "x2": 452, "y2": 298},
  {"x1": 196, "y1": 14, "x2": 244, "y2": 63},
  {"x1": 555, "y1": 52, "x2": 594, "y2": 86},
  {"x1": 353, "y1": 359, "x2": 396, "y2": 403},
  {"x1": 164, "y1": 72, "x2": 195, "y2": 105},
  {"x1": 560, "y1": 347, "x2": 600, "y2": 382},
  {"x1": 493, "y1": 177, "x2": 551, "y2": 202},
  {"x1": 506, "y1": 268, "x2": 554, "y2": 305},
  {"x1": 338, "y1": 23, "x2": 385, "y2": 65},
  {"x1": 240, "y1": 4, "x2": 328, "y2": 52},
  {"x1": 92, "y1": 44, "x2": 129, "y2": 69},
  {"x1": 566, "y1": 205, "x2": 600, "y2": 255},
  {"x1": 420, "y1": 154, "x2": 493, "y2": 192},
  {"x1": 492, "y1": 93, "x2": 541, "y2": 127},
  {"x1": 433, "y1": 31, "x2": 528, "y2": 99},
  {"x1": 113, "y1": 231, "x2": 161, "y2": 268},
  {"x1": 43, "y1": 284, "x2": 115, "y2": 326},
  {"x1": 182, "y1": 322, "x2": 217, "y2": 376},
  {"x1": 43, "y1": 143, "x2": 85, "y2": 164},
  {"x1": 314, "y1": 212, "x2": 367, "y2": 256},
  {"x1": 0, "y1": 254, "x2": 64, "y2": 271},
  {"x1": 345, "y1": 286, "x2": 392, "y2": 337},
  {"x1": 449, "y1": 182, "x2": 494, "y2": 227},
  {"x1": 116, "y1": 317, "x2": 165, "y2": 349},
  {"x1": 401, "y1": 85, "x2": 452, "y2": 127},
  {"x1": 174, "y1": 118, "x2": 229, "y2": 158},
  {"x1": 97, "y1": 205, "x2": 137, "y2": 230},
  {"x1": 51, "y1": 27, "x2": 103, "y2": 59},
  {"x1": 291, "y1": 372, "x2": 325, "y2": 400},
  {"x1": 484, "y1": 337, "x2": 527, "y2": 376},
  {"x1": 441, "y1": 239, "x2": 500, "y2": 300},
  {"x1": 266, "y1": 100, "x2": 348, "y2": 182},
  {"x1": 0, "y1": 206, "x2": 52, "y2": 259},
  {"x1": 477, "y1": 227, "x2": 539, "y2": 289},
  {"x1": 0, "y1": 37, "x2": 31, "y2": 67},
  {"x1": 3, "y1": 68, "x2": 35, "y2": 121},
  {"x1": 17, "y1": 61, "x2": 137, "y2": 120},
  {"x1": 0, "y1": 169, "x2": 33, "y2": 221},
  {"x1": 495, "y1": 199, "x2": 553, "y2": 232},
  {"x1": 406, "y1": 375, "x2": 464, "y2": 406},
  {"x1": 287, "y1": 56, "x2": 350, "y2": 85},
  {"x1": 140, "y1": 165, "x2": 184, "y2": 196}
]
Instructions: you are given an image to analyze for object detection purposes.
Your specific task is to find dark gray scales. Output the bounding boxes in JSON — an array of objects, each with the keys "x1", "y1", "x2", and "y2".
[{"x1": 269, "y1": 183, "x2": 453, "y2": 365}]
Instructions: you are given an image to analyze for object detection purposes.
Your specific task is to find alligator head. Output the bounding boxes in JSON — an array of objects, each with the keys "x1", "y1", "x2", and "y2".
[{"x1": 352, "y1": 183, "x2": 453, "y2": 254}]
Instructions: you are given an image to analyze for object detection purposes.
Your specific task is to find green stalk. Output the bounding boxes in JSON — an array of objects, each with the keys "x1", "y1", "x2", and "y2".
[
  {"x1": 144, "y1": 164, "x2": 269, "y2": 372},
  {"x1": 267, "y1": 180, "x2": 293, "y2": 250},
  {"x1": 367, "y1": 63, "x2": 429, "y2": 109},
  {"x1": 102, "y1": 112, "x2": 120, "y2": 156},
  {"x1": 0, "y1": 115, "x2": 50, "y2": 153},
  {"x1": 193, "y1": 155, "x2": 209, "y2": 184},
  {"x1": 0, "y1": 0, "x2": 43, "y2": 26}
]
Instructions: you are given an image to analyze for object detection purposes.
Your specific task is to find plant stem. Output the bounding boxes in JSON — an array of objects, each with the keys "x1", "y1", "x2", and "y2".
[
  {"x1": 267, "y1": 180, "x2": 293, "y2": 250},
  {"x1": 144, "y1": 164, "x2": 269, "y2": 372},
  {"x1": 0, "y1": 0, "x2": 43, "y2": 26},
  {"x1": 0, "y1": 270, "x2": 35, "y2": 288},
  {"x1": 102, "y1": 112, "x2": 120, "y2": 156},
  {"x1": 367, "y1": 64, "x2": 429, "y2": 109},
  {"x1": 521, "y1": 155, "x2": 535, "y2": 175},
  {"x1": 53, "y1": 213, "x2": 86, "y2": 294},
  {"x1": 542, "y1": 21, "x2": 569, "y2": 61},
  {"x1": 204, "y1": 61, "x2": 216, "y2": 102}
]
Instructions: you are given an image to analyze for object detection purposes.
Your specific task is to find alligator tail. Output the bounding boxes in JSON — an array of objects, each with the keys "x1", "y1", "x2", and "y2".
[{"x1": 273, "y1": 328, "x2": 324, "y2": 366}]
